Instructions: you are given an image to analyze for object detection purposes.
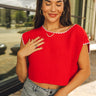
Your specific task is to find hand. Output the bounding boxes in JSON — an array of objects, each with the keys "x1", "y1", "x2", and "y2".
[
  {"x1": 19, "y1": 36, "x2": 44, "y2": 57},
  {"x1": 54, "y1": 89, "x2": 68, "y2": 96}
]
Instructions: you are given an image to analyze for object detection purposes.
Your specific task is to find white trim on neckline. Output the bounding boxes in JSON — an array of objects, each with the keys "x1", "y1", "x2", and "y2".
[{"x1": 42, "y1": 24, "x2": 76, "y2": 34}]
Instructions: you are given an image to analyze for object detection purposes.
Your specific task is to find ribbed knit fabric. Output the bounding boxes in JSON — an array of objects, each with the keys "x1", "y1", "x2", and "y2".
[{"x1": 22, "y1": 24, "x2": 90, "y2": 86}]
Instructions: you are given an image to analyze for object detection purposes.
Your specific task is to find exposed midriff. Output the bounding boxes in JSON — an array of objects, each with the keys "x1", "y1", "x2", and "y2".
[{"x1": 31, "y1": 80, "x2": 64, "y2": 89}]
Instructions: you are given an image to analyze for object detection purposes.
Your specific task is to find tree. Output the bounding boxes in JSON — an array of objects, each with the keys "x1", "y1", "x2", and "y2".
[
  {"x1": 16, "y1": 10, "x2": 26, "y2": 24},
  {"x1": 5, "y1": 9, "x2": 11, "y2": 28}
]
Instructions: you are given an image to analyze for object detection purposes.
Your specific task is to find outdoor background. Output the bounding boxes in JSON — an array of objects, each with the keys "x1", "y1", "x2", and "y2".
[{"x1": 0, "y1": 0, "x2": 96, "y2": 96}]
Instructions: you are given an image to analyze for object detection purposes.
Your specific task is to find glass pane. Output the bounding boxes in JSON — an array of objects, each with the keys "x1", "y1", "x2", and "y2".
[
  {"x1": 70, "y1": 0, "x2": 83, "y2": 25},
  {"x1": 0, "y1": 8, "x2": 35, "y2": 82}
]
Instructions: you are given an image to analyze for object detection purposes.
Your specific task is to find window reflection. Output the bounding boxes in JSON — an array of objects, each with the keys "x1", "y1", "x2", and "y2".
[{"x1": 0, "y1": 8, "x2": 35, "y2": 81}]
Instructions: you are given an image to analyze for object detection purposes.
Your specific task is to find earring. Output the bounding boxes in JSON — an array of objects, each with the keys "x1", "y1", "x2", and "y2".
[{"x1": 40, "y1": 9, "x2": 43, "y2": 15}]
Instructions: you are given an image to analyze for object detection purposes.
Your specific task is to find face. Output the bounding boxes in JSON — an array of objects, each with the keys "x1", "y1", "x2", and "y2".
[{"x1": 41, "y1": 0, "x2": 64, "y2": 23}]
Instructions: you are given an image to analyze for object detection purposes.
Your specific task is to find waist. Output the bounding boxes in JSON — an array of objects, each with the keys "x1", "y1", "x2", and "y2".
[{"x1": 30, "y1": 79, "x2": 64, "y2": 90}]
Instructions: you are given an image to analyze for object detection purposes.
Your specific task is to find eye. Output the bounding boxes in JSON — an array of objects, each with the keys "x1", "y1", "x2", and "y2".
[
  {"x1": 56, "y1": 5, "x2": 61, "y2": 6},
  {"x1": 46, "y1": 3, "x2": 51, "y2": 6},
  {"x1": 56, "y1": 3, "x2": 62, "y2": 7}
]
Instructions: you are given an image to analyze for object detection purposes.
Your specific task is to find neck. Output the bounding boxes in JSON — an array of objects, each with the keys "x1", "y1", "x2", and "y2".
[{"x1": 43, "y1": 20, "x2": 63, "y2": 31}]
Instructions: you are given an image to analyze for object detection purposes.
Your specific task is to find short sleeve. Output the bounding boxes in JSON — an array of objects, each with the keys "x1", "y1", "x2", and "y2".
[
  {"x1": 21, "y1": 32, "x2": 30, "y2": 46},
  {"x1": 83, "y1": 30, "x2": 90, "y2": 53},
  {"x1": 21, "y1": 33, "x2": 25, "y2": 45}
]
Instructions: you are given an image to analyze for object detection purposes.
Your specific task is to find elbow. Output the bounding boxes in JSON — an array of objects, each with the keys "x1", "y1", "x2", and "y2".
[
  {"x1": 80, "y1": 68, "x2": 91, "y2": 78},
  {"x1": 84, "y1": 68, "x2": 91, "y2": 78},
  {"x1": 87, "y1": 69, "x2": 91, "y2": 77},
  {"x1": 87, "y1": 66, "x2": 91, "y2": 77}
]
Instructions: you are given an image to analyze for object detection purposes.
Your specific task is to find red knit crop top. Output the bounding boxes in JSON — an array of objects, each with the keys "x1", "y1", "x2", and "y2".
[{"x1": 21, "y1": 24, "x2": 90, "y2": 86}]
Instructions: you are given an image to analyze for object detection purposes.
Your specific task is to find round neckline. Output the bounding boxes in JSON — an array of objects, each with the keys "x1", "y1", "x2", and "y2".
[{"x1": 41, "y1": 24, "x2": 76, "y2": 34}]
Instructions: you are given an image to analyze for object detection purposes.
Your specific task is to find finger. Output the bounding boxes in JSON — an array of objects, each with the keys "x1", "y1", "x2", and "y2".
[
  {"x1": 34, "y1": 47, "x2": 43, "y2": 52},
  {"x1": 27, "y1": 38, "x2": 30, "y2": 44},
  {"x1": 28, "y1": 38, "x2": 30, "y2": 42},
  {"x1": 34, "y1": 38, "x2": 44, "y2": 45},
  {"x1": 37, "y1": 42, "x2": 44, "y2": 47},
  {"x1": 31, "y1": 36, "x2": 40, "y2": 43}
]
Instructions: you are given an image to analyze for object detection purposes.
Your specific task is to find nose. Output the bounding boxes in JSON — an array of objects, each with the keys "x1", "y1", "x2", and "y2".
[{"x1": 51, "y1": 4, "x2": 56, "y2": 12}]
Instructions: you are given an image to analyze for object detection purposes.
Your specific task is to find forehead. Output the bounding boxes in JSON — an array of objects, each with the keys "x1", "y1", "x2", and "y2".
[{"x1": 44, "y1": 0, "x2": 63, "y2": 2}]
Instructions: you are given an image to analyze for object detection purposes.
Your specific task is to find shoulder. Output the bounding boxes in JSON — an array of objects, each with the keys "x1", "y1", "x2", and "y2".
[
  {"x1": 74, "y1": 24, "x2": 86, "y2": 33},
  {"x1": 22, "y1": 26, "x2": 41, "y2": 36},
  {"x1": 72, "y1": 24, "x2": 87, "y2": 36},
  {"x1": 62, "y1": 24, "x2": 85, "y2": 33},
  {"x1": 21, "y1": 27, "x2": 41, "y2": 45},
  {"x1": 70, "y1": 24, "x2": 89, "y2": 43}
]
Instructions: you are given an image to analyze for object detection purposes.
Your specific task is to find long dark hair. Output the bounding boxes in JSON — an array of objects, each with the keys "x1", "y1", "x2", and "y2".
[{"x1": 34, "y1": 0, "x2": 73, "y2": 29}]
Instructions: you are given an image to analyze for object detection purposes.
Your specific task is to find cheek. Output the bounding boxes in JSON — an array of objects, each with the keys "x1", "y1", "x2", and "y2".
[
  {"x1": 58, "y1": 6, "x2": 64, "y2": 14},
  {"x1": 58, "y1": 9, "x2": 63, "y2": 15},
  {"x1": 42, "y1": 4, "x2": 50, "y2": 13}
]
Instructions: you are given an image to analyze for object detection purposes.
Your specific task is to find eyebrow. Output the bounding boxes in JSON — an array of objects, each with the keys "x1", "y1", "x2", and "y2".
[
  {"x1": 45, "y1": 0, "x2": 63, "y2": 3},
  {"x1": 45, "y1": 0, "x2": 51, "y2": 2},
  {"x1": 57, "y1": 0, "x2": 63, "y2": 3}
]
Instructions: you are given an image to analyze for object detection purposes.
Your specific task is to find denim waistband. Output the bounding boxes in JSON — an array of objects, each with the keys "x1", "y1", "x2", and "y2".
[
  {"x1": 27, "y1": 77, "x2": 61, "y2": 91},
  {"x1": 26, "y1": 77, "x2": 64, "y2": 95}
]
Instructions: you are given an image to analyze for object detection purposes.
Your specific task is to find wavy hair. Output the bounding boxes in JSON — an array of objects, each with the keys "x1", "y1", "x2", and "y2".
[{"x1": 34, "y1": 0, "x2": 73, "y2": 28}]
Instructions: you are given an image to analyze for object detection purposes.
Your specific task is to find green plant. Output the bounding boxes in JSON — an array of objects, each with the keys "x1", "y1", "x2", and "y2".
[{"x1": 24, "y1": 22, "x2": 34, "y2": 27}]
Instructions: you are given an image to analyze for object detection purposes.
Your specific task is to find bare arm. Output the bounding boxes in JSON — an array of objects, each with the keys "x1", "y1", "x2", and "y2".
[
  {"x1": 16, "y1": 39, "x2": 28, "y2": 83},
  {"x1": 54, "y1": 44, "x2": 91, "y2": 96}
]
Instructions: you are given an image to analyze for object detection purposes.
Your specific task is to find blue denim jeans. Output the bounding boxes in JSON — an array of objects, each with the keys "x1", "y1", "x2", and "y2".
[{"x1": 21, "y1": 77, "x2": 65, "y2": 96}]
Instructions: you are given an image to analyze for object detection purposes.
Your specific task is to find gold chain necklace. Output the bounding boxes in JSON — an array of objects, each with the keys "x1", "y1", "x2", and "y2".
[
  {"x1": 46, "y1": 32, "x2": 55, "y2": 37},
  {"x1": 42, "y1": 25, "x2": 56, "y2": 37}
]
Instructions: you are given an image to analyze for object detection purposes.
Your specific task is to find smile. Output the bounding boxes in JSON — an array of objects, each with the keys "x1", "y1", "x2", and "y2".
[{"x1": 48, "y1": 14, "x2": 57, "y2": 18}]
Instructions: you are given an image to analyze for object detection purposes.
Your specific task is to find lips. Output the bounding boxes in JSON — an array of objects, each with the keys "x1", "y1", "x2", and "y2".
[{"x1": 48, "y1": 14, "x2": 57, "y2": 17}]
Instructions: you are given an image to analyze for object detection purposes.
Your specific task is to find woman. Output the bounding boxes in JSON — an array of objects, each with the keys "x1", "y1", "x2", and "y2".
[{"x1": 16, "y1": 0, "x2": 91, "y2": 96}]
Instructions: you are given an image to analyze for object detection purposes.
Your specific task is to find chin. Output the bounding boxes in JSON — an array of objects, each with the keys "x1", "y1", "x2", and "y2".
[
  {"x1": 44, "y1": 14, "x2": 60, "y2": 23},
  {"x1": 47, "y1": 17, "x2": 60, "y2": 23}
]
